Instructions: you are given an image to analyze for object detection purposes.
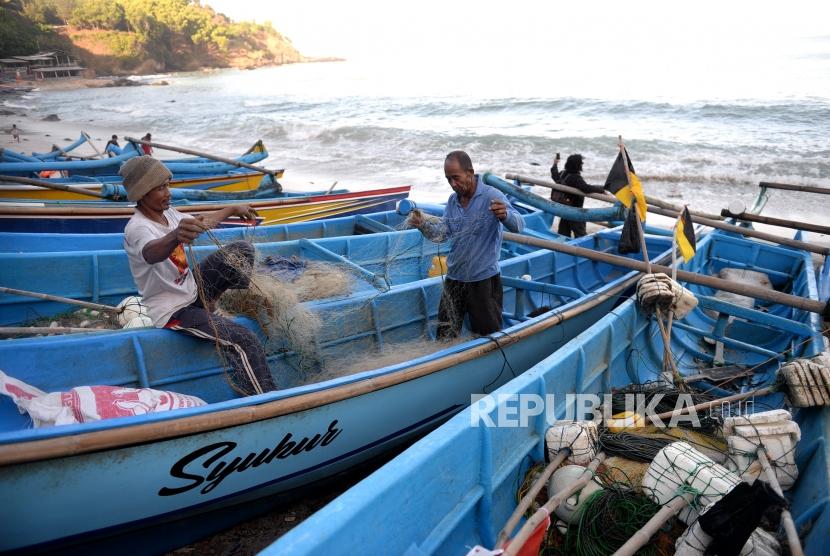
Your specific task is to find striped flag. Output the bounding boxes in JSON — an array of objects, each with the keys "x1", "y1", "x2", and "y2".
[
  {"x1": 605, "y1": 148, "x2": 647, "y2": 221},
  {"x1": 675, "y1": 206, "x2": 696, "y2": 262}
]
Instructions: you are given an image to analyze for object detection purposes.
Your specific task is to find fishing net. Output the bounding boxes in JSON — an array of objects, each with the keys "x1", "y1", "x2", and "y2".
[
  {"x1": 597, "y1": 457, "x2": 650, "y2": 491},
  {"x1": 610, "y1": 382, "x2": 723, "y2": 433},
  {"x1": 184, "y1": 209, "x2": 507, "y2": 395},
  {"x1": 539, "y1": 483, "x2": 681, "y2": 556},
  {"x1": 567, "y1": 485, "x2": 663, "y2": 556}
]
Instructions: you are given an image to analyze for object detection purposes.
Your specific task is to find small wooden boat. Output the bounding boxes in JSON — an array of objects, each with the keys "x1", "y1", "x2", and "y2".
[
  {"x1": 263, "y1": 229, "x2": 828, "y2": 556},
  {"x1": 0, "y1": 204, "x2": 571, "y2": 325},
  {"x1": 1, "y1": 133, "x2": 92, "y2": 163},
  {"x1": 0, "y1": 223, "x2": 673, "y2": 553},
  {"x1": 0, "y1": 185, "x2": 412, "y2": 233},
  {"x1": 0, "y1": 140, "x2": 270, "y2": 186},
  {"x1": 0, "y1": 169, "x2": 280, "y2": 201},
  {"x1": 0, "y1": 204, "x2": 447, "y2": 253}
]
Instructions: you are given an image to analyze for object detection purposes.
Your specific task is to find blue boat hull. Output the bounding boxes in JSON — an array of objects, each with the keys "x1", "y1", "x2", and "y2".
[
  {"x1": 0, "y1": 230, "x2": 672, "y2": 552},
  {"x1": 263, "y1": 229, "x2": 828, "y2": 556},
  {"x1": 0, "y1": 207, "x2": 435, "y2": 253},
  {"x1": 0, "y1": 205, "x2": 547, "y2": 326},
  {"x1": 0, "y1": 141, "x2": 269, "y2": 178}
]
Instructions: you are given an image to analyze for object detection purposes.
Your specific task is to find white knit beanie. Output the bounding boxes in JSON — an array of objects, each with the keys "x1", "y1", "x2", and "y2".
[{"x1": 119, "y1": 155, "x2": 172, "y2": 202}]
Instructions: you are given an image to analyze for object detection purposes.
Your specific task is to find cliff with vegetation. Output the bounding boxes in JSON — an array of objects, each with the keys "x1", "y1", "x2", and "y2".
[{"x1": 0, "y1": 0, "x2": 307, "y2": 74}]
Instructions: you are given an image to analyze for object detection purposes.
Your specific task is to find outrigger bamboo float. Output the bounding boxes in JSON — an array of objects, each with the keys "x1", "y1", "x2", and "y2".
[
  {"x1": 0, "y1": 212, "x2": 674, "y2": 552},
  {"x1": 264, "y1": 227, "x2": 829, "y2": 556}
]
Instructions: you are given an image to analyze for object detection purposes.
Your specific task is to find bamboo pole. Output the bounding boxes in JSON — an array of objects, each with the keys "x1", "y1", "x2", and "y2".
[
  {"x1": 0, "y1": 174, "x2": 106, "y2": 199},
  {"x1": 124, "y1": 136, "x2": 282, "y2": 182},
  {"x1": 646, "y1": 206, "x2": 828, "y2": 256},
  {"x1": 501, "y1": 232, "x2": 829, "y2": 315},
  {"x1": 506, "y1": 174, "x2": 828, "y2": 255},
  {"x1": 612, "y1": 494, "x2": 693, "y2": 556},
  {"x1": 496, "y1": 449, "x2": 571, "y2": 548},
  {"x1": 0, "y1": 286, "x2": 122, "y2": 314},
  {"x1": 617, "y1": 138, "x2": 679, "y2": 381},
  {"x1": 503, "y1": 454, "x2": 606, "y2": 556},
  {"x1": 649, "y1": 387, "x2": 774, "y2": 424},
  {"x1": 756, "y1": 448, "x2": 804, "y2": 556},
  {"x1": 759, "y1": 182, "x2": 830, "y2": 196},
  {"x1": 81, "y1": 131, "x2": 104, "y2": 159},
  {"x1": 721, "y1": 208, "x2": 830, "y2": 235},
  {"x1": 617, "y1": 137, "x2": 652, "y2": 272},
  {"x1": 506, "y1": 173, "x2": 725, "y2": 221}
]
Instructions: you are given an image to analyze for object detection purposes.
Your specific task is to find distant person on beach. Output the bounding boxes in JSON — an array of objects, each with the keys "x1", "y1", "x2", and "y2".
[
  {"x1": 105, "y1": 134, "x2": 121, "y2": 157},
  {"x1": 10, "y1": 124, "x2": 20, "y2": 143},
  {"x1": 141, "y1": 133, "x2": 153, "y2": 155},
  {"x1": 121, "y1": 155, "x2": 275, "y2": 396},
  {"x1": 409, "y1": 150, "x2": 524, "y2": 338},
  {"x1": 550, "y1": 153, "x2": 606, "y2": 238}
]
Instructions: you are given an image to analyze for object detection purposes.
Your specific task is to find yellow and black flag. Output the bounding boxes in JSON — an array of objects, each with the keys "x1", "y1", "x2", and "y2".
[
  {"x1": 604, "y1": 148, "x2": 647, "y2": 221},
  {"x1": 675, "y1": 206, "x2": 696, "y2": 262}
]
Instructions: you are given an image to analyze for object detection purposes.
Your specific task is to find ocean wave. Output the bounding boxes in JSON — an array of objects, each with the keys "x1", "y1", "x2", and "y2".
[
  {"x1": 2, "y1": 101, "x2": 33, "y2": 110},
  {"x1": 85, "y1": 103, "x2": 138, "y2": 114},
  {"x1": 362, "y1": 96, "x2": 830, "y2": 123}
]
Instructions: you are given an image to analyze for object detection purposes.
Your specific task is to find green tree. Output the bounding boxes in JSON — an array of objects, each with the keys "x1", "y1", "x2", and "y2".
[
  {"x1": 22, "y1": 0, "x2": 59, "y2": 25},
  {"x1": 70, "y1": 0, "x2": 125, "y2": 30}
]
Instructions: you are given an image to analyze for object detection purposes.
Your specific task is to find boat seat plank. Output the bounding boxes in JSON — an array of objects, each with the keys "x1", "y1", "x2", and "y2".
[
  {"x1": 355, "y1": 215, "x2": 395, "y2": 234},
  {"x1": 708, "y1": 256, "x2": 792, "y2": 284},
  {"x1": 298, "y1": 238, "x2": 388, "y2": 289},
  {"x1": 671, "y1": 321, "x2": 783, "y2": 359},
  {"x1": 696, "y1": 295, "x2": 815, "y2": 338},
  {"x1": 501, "y1": 276, "x2": 584, "y2": 299}
]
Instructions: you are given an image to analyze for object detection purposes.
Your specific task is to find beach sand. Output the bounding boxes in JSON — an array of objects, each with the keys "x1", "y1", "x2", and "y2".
[{"x1": 2, "y1": 76, "x2": 175, "y2": 159}]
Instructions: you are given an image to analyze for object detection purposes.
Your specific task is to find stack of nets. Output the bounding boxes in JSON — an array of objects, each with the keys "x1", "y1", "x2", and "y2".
[{"x1": 219, "y1": 259, "x2": 354, "y2": 375}]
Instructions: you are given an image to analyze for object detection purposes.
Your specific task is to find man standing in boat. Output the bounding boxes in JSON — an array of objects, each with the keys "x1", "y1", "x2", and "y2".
[
  {"x1": 550, "y1": 153, "x2": 606, "y2": 237},
  {"x1": 409, "y1": 150, "x2": 524, "y2": 338},
  {"x1": 121, "y1": 156, "x2": 276, "y2": 396},
  {"x1": 105, "y1": 135, "x2": 121, "y2": 157},
  {"x1": 141, "y1": 133, "x2": 153, "y2": 156}
]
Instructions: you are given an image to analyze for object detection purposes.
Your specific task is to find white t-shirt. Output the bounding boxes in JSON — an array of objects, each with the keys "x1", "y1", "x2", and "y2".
[{"x1": 124, "y1": 208, "x2": 198, "y2": 326}]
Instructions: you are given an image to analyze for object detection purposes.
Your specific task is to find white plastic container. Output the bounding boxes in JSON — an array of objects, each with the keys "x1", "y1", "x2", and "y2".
[
  {"x1": 547, "y1": 465, "x2": 603, "y2": 524},
  {"x1": 642, "y1": 441, "x2": 740, "y2": 524},
  {"x1": 723, "y1": 410, "x2": 800, "y2": 489},
  {"x1": 545, "y1": 420, "x2": 598, "y2": 465},
  {"x1": 116, "y1": 295, "x2": 148, "y2": 326}
]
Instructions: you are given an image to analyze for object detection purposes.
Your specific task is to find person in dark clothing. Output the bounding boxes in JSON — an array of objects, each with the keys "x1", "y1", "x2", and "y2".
[
  {"x1": 549, "y1": 153, "x2": 606, "y2": 238},
  {"x1": 105, "y1": 135, "x2": 121, "y2": 157}
]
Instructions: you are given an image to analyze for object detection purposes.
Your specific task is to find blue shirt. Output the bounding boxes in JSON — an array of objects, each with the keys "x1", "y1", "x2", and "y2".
[{"x1": 423, "y1": 175, "x2": 524, "y2": 282}]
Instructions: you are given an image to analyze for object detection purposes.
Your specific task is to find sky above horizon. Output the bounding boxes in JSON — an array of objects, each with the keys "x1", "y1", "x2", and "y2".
[{"x1": 205, "y1": 0, "x2": 830, "y2": 100}]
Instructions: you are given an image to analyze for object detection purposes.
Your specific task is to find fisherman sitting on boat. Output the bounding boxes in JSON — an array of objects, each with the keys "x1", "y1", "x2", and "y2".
[
  {"x1": 550, "y1": 153, "x2": 606, "y2": 238},
  {"x1": 409, "y1": 150, "x2": 524, "y2": 338},
  {"x1": 121, "y1": 156, "x2": 276, "y2": 396}
]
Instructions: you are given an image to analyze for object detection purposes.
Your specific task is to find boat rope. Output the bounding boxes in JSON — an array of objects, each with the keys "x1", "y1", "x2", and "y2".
[{"x1": 482, "y1": 331, "x2": 518, "y2": 393}]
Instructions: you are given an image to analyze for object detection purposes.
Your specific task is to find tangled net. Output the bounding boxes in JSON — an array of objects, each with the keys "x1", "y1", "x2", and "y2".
[
  {"x1": 220, "y1": 273, "x2": 327, "y2": 375},
  {"x1": 610, "y1": 382, "x2": 723, "y2": 433},
  {"x1": 569, "y1": 485, "x2": 663, "y2": 556}
]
